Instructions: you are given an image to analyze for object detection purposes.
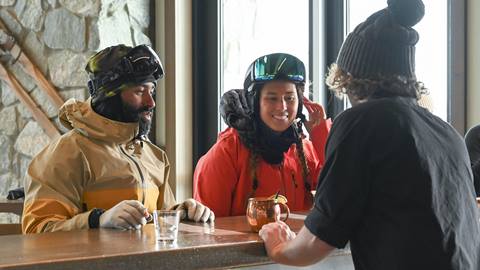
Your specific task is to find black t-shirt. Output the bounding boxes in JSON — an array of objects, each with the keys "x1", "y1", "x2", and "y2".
[
  {"x1": 305, "y1": 97, "x2": 480, "y2": 270},
  {"x1": 464, "y1": 125, "x2": 480, "y2": 196}
]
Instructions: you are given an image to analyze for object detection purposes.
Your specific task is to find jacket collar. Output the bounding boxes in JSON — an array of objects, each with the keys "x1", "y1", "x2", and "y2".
[{"x1": 59, "y1": 98, "x2": 139, "y2": 144}]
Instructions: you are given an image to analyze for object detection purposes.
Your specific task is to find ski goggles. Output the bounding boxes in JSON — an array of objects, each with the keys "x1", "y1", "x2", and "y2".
[
  {"x1": 122, "y1": 44, "x2": 164, "y2": 80},
  {"x1": 243, "y1": 53, "x2": 305, "y2": 92},
  {"x1": 88, "y1": 45, "x2": 164, "y2": 97}
]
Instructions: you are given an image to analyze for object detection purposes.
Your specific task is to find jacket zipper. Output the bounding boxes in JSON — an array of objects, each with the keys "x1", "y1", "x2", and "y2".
[{"x1": 119, "y1": 145, "x2": 146, "y2": 204}]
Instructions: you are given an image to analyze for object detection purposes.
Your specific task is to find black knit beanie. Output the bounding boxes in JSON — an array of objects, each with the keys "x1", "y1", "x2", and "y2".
[{"x1": 336, "y1": 0, "x2": 425, "y2": 79}]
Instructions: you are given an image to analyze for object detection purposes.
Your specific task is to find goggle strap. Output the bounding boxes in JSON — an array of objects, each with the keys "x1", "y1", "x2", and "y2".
[{"x1": 87, "y1": 80, "x2": 96, "y2": 96}]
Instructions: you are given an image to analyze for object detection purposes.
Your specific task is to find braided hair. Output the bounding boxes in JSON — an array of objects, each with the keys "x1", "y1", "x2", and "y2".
[{"x1": 292, "y1": 120, "x2": 314, "y2": 206}]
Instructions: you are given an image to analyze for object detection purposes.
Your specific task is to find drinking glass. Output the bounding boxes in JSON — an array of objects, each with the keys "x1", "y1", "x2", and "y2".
[{"x1": 153, "y1": 210, "x2": 181, "y2": 242}]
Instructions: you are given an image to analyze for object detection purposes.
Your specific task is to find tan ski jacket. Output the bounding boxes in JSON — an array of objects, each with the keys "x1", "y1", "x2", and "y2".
[{"x1": 22, "y1": 98, "x2": 176, "y2": 233}]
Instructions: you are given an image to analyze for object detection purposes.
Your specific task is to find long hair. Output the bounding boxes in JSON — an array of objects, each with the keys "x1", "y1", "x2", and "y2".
[{"x1": 326, "y1": 63, "x2": 427, "y2": 101}]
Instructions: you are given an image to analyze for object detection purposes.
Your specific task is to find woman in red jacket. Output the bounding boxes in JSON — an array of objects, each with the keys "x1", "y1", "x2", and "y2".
[{"x1": 194, "y1": 53, "x2": 331, "y2": 217}]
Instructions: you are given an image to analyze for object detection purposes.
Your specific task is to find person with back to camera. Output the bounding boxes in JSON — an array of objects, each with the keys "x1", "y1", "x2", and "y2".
[
  {"x1": 22, "y1": 44, "x2": 214, "y2": 233},
  {"x1": 258, "y1": 1, "x2": 480, "y2": 269},
  {"x1": 193, "y1": 53, "x2": 332, "y2": 217}
]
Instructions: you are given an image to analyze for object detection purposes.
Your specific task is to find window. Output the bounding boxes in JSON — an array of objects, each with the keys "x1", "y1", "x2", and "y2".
[
  {"x1": 222, "y1": 0, "x2": 309, "y2": 93},
  {"x1": 192, "y1": 0, "x2": 317, "y2": 161}
]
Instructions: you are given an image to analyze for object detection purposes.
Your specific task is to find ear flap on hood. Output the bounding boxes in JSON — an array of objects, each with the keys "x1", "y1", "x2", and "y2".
[{"x1": 220, "y1": 89, "x2": 253, "y2": 131}]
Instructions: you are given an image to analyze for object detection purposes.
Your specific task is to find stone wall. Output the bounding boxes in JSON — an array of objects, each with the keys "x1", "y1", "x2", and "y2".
[{"x1": 0, "y1": 0, "x2": 152, "y2": 223}]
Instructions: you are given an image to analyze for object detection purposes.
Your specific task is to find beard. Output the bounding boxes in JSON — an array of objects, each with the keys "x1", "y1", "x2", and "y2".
[
  {"x1": 92, "y1": 94, "x2": 153, "y2": 139},
  {"x1": 121, "y1": 102, "x2": 153, "y2": 138}
]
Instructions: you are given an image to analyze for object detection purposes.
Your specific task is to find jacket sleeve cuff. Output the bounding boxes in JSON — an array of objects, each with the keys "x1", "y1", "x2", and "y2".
[{"x1": 72, "y1": 211, "x2": 92, "y2": 230}]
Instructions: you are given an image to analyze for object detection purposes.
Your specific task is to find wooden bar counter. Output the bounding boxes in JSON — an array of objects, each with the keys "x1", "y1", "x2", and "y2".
[{"x1": 0, "y1": 213, "x2": 351, "y2": 270}]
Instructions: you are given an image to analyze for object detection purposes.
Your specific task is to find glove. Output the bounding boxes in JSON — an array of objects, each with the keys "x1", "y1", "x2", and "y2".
[
  {"x1": 174, "y1": 198, "x2": 215, "y2": 223},
  {"x1": 99, "y1": 200, "x2": 149, "y2": 230}
]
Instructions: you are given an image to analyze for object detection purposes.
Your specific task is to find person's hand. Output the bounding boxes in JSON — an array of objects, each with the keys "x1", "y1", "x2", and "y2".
[
  {"x1": 99, "y1": 200, "x2": 149, "y2": 230},
  {"x1": 175, "y1": 198, "x2": 215, "y2": 222},
  {"x1": 259, "y1": 221, "x2": 296, "y2": 257},
  {"x1": 303, "y1": 97, "x2": 326, "y2": 135}
]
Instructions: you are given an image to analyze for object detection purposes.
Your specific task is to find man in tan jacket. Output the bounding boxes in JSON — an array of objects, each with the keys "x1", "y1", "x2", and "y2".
[{"x1": 22, "y1": 44, "x2": 214, "y2": 233}]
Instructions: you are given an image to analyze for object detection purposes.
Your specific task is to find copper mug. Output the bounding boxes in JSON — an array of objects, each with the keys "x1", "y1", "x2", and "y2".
[{"x1": 246, "y1": 197, "x2": 290, "y2": 232}]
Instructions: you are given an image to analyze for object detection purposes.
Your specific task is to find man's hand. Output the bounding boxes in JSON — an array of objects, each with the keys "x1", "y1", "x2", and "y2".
[
  {"x1": 303, "y1": 97, "x2": 326, "y2": 135},
  {"x1": 259, "y1": 224, "x2": 335, "y2": 266},
  {"x1": 259, "y1": 221, "x2": 296, "y2": 258},
  {"x1": 175, "y1": 198, "x2": 215, "y2": 222},
  {"x1": 99, "y1": 200, "x2": 149, "y2": 230}
]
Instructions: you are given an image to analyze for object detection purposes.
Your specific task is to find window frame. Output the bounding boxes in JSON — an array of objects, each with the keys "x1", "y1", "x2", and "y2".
[
  {"x1": 192, "y1": 0, "x2": 222, "y2": 165},
  {"x1": 448, "y1": 0, "x2": 466, "y2": 134}
]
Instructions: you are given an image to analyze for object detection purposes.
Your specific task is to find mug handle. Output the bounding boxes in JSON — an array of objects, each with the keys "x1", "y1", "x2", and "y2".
[{"x1": 277, "y1": 202, "x2": 290, "y2": 222}]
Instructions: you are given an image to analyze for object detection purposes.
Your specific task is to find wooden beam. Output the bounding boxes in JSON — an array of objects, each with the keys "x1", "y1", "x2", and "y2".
[
  {"x1": 0, "y1": 62, "x2": 60, "y2": 139},
  {"x1": 0, "y1": 19, "x2": 64, "y2": 109}
]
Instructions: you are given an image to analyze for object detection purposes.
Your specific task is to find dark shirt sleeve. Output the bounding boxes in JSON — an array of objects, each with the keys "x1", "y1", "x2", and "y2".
[
  {"x1": 465, "y1": 125, "x2": 480, "y2": 196},
  {"x1": 305, "y1": 111, "x2": 369, "y2": 248}
]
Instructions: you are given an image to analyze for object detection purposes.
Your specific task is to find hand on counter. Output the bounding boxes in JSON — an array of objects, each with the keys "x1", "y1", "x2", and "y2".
[
  {"x1": 259, "y1": 222, "x2": 335, "y2": 266},
  {"x1": 100, "y1": 200, "x2": 148, "y2": 230},
  {"x1": 176, "y1": 198, "x2": 215, "y2": 223},
  {"x1": 259, "y1": 221, "x2": 296, "y2": 257}
]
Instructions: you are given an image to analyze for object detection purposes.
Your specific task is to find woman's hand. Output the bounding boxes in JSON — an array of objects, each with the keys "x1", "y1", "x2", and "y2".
[{"x1": 302, "y1": 97, "x2": 326, "y2": 135}]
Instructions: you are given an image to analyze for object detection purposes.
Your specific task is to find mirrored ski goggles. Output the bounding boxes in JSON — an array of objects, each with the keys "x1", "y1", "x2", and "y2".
[{"x1": 244, "y1": 53, "x2": 305, "y2": 91}]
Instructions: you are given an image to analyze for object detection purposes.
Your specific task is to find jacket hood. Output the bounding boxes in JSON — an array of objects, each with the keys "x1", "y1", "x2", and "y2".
[{"x1": 59, "y1": 98, "x2": 139, "y2": 144}]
